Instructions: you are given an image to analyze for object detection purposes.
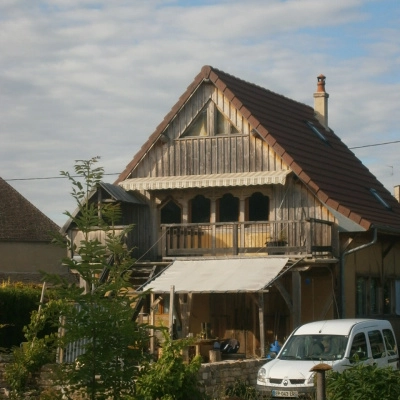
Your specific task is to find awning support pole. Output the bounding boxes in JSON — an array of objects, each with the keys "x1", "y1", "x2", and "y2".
[
  {"x1": 258, "y1": 292, "x2": 265, "y2": 357},
  {"x1": 150, "y1": 293, "x2": 155, "y2": 355},
  {"x1": 169, "y1": 285, "x2": 175, "y2": 338}
]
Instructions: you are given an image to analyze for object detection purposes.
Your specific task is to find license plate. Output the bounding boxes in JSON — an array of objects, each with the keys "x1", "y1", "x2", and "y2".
[{"x1": 272, "y1": 389, "x2": 299, "y2": 397}]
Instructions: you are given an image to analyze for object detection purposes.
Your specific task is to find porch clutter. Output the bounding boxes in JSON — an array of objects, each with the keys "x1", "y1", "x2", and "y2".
[{"x1": 220, "y1": 338, "x2": 240, "y2": 354}]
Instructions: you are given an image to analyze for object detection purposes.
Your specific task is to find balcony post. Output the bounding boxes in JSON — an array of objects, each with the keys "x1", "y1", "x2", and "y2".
[
  {"x1": 210, "y1": 197, "x2": 217, "y2": 253},
  {"x1": 232, "y1": 223, "x2": 238, "y2": 255},
  {"x1": 161, "y1": 226, "x2": 167, "y2": 258}
]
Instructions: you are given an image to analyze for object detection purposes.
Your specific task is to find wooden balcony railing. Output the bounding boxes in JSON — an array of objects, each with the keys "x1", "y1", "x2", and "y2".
[{"x1": 160, "y1": 219, "x2": 334, "y2": 258}]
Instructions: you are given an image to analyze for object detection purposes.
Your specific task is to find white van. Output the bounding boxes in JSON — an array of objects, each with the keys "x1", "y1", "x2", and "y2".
[{"x1": 257, "y1": 319, "x2": 399, "y2": 398}]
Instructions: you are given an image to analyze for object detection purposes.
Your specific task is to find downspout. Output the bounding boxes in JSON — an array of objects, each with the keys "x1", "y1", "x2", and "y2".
[{"x1": 340, "y1": 228, "x2": 378, "y2": 318}]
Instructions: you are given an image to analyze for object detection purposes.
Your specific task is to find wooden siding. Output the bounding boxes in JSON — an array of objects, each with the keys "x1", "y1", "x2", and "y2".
[
  {"x1": 69, "y1": 203, "x2": 153, "y2": 262},
  {"x1": 130, "y1": 84, "x2": 287, "y2": 179}
]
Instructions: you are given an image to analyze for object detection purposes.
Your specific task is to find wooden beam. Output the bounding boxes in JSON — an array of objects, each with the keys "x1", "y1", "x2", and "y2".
[{"x1": 274, "y1": 280, "x2": 293, "y2": 313}]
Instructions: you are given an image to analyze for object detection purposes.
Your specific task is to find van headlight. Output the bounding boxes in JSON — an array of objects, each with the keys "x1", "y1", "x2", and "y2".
[
  {"x1": 307, "y1": 373, "x2": 315, "y2": 384},
  {"x1": 257, "y1": 367, "x2": 267, "y2": 383}
]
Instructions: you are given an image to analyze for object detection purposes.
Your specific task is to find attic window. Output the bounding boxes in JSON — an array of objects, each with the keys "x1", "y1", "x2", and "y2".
[
  {"x1": 370, "y1": 188, "x2": 391, "y2": 210},
  {"x1": 183, "y1": 101, "x2": 239, "y2": 137},
  {"x1": 306, "y1": 121, "x2": 329, "y2": 144}
]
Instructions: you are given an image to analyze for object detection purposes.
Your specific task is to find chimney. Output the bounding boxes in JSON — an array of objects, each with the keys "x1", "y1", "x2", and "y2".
[
  {"x1": 313, "y1": 74, "x2": 329, "y2": 130},
  {"x1": 394, "y1": 185, "x2": 400, "y2": 202}
]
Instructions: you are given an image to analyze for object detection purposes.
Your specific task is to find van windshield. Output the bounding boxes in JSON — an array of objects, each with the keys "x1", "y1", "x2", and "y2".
[{"x1": 279, "y1": 335, "x2": 348, "y2": 361}]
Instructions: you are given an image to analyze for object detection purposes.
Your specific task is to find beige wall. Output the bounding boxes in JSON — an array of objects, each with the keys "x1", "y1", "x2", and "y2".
[
  {"x1": 343, "y1": 239, "x2": 400, "y2": 318},
  {"x1": 0, "y1": 242, "x2": 66, "y2": 278}
]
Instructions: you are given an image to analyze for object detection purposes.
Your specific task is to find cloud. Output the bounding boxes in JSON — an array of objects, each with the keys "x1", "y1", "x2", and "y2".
[{"x1": 1, "y1": 0, "x2": 399, "y2": 226}]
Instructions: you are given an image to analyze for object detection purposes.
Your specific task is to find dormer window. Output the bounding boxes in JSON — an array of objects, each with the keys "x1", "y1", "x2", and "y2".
[
  {"x1": 183, "y1": 101, "x2": 239, "y2": 137},
  {"x1": 370, "y1": 188, "x2": 391, "y2": 210}
]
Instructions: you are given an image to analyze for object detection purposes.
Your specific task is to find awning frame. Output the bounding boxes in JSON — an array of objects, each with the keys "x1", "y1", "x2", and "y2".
[
  {"x1": 119, "y1": 171, "x2": 291, "y2": 191},
  {"x1": 139, "y1": 257, "x2": 289, "y2": 294}
]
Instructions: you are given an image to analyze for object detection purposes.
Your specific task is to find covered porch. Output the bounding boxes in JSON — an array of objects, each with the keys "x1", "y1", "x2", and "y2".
[{"x1": 140, "y1": 257, "x2": 338, "y2": 360}]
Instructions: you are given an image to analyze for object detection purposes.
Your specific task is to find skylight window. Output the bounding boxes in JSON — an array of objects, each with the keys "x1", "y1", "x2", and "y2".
[
  {"x1": 306, "y1": 121, "x2": 329, "y2": 144},
  {"x1": 370, "y1": 188, "x2": 391, "y2": 210}
]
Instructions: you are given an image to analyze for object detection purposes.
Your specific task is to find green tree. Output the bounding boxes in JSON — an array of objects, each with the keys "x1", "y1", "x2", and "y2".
[{"x1": 6, "y1": 157, "x2": 151, "y2": 399}]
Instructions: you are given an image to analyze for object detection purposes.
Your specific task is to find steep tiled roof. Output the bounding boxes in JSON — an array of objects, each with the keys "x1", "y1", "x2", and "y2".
[
  {"x1": 117, "y1": 65, "x2": 400, "y2": 232},
  {"x1": 0, "y1": 177, "x2": 60, "y2": 242}
]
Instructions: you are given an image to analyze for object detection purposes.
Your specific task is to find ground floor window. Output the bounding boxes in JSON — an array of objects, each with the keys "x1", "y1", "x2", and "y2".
[
  {"x1": 356, "y1": 276, "x2": 400, "y2": 317},
  {"x1": 356, "y1": 276, "x2": 380, "y2": 316}
]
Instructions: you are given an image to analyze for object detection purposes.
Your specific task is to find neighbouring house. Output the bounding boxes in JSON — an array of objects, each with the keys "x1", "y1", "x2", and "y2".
[
  {"x1": 64, "y1": 66, "x2": 400, "y2": 358},
  {"x1": 0, "y1": 177, "x2": 67, "y2": 283}
]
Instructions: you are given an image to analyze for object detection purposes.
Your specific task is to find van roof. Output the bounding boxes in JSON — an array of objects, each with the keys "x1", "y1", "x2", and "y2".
[{"x1": 293, "y1": 319, "x2": 392, "y2": 336}]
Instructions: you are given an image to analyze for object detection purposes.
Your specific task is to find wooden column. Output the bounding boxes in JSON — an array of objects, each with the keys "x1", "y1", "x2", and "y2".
[
  {"x1": 239, "y1": 195, "x2": 246, "y2": 249},
  {"x1": 150, "y1": 292, "x2": 156, "y2": 355},
  {"x1": 258, "y1": 292, "x2": 265, "y2": 357},
  {"x1": 210, "y1": 197, "x2": 217, "y2": 252},
  {"x1": 292, "y1": 271, "x2": 301, "y2": 328},
  {"x1": 169, "y1": 285, "x2": 175, "y2": 338}
]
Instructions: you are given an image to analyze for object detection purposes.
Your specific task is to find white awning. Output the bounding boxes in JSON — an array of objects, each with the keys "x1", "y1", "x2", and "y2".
[
  {"x1": 119, "y1": 171, "x2": 291, "y2": 191},
  {"x1": 141, "y1": 257, "x2": 289, "y2": 293}
]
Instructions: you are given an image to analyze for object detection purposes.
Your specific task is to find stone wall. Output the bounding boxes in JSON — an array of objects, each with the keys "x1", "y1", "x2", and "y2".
[
  {"x1": 0, "y1": 356, "x2": 266, "y2": 398},
  {"x1": 199, "y1": 358, "x2": 266, "y2": 397}
]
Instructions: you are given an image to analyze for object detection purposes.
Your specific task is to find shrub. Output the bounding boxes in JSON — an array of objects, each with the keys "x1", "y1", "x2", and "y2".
[
  {"x1": 134, "y1": 330, "x2": 207, "y2": 400},
  {"x1": 326, "y1": 363, "x2": 400, "y2": 400},
  {"x1": 0, "y1": 281, "x2": 44, "y2": 348}
]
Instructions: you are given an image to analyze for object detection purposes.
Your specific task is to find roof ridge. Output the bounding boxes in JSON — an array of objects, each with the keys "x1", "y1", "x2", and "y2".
[{"x1": 208, "y1": 65, "x2": 313, "y2": 113}]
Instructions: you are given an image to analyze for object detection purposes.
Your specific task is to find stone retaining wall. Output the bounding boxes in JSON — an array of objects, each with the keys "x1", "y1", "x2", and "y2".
[
  {"x1": 0, "y1": 356, "x2": 265, "y2": 398},
  {"x1": 199, "y1": 358, "x2": 266, "y2": 397}
]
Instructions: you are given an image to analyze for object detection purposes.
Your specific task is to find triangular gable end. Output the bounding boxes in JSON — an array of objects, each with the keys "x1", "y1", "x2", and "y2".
[
  {"x1": 124, "y1": 76, "x2": 293, "y2": 180},
  {"x1": 181, "y1": 100, "x2": 239, "y2": 138}
]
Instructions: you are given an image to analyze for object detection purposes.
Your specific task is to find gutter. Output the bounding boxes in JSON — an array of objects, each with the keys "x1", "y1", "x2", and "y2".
[{"x1": 340, "y1": 228, "x2": 378, "y2": 318}]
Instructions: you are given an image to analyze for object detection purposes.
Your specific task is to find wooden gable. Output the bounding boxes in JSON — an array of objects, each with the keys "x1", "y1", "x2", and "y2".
[{"x1": 128, "y1": 82, "x2": 289, "y2": 180}]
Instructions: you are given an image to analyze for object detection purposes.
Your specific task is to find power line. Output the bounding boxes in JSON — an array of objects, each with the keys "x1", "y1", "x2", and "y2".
[
  {"x1": 5, "y1": 173, "x2": 120, "y2": 182},
  {"x1": 4, "y1": 139, "x2": 400, "y2": 183},
  {"x1": 349, "y1": 140, "x2": 400, "y2": 150}
]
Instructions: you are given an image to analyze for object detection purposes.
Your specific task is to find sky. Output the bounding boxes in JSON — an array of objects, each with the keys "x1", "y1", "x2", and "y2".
[{"x1": 1, "y1": 0, "x2": 400, "y2": 228}]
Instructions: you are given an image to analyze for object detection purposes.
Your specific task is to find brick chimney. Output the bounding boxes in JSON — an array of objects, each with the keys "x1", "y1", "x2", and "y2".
[{"x1": 313, "y1": 74, "x2": 329, "y2": 130}]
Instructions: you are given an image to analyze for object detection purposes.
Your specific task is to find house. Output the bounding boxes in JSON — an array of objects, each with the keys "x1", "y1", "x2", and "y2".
[
  {"x1": 0, "y1": 177, "x2": 67, "y2": 283},
  {"x1": 66, "y1": 66, "x2": 400, "y2": 358}
]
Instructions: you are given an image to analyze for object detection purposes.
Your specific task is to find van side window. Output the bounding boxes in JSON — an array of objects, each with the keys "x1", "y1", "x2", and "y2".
[
  {"x1": 383, "y1": 329, "x2": 398, "y2": 356},
  {"x1": 350, "y1": 332, "x2": 368, "y2": 362},
  {"x1": 368, "y1": 330, "x2": 385, "y2": 359}
]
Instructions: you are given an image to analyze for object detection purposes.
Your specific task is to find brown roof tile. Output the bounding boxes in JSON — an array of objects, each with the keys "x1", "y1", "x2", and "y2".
[
  {"x1": 116, "y1": 65, "x2": 400, "y2": 231},
  {"x1": 0, "y1": 177, "x2": 60, "y2": 242}
]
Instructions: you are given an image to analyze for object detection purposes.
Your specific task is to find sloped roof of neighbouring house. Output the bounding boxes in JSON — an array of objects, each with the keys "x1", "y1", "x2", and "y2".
[
  {"x1": 0, "y1": 177, "x2": 60, "y2": 242},
  {"x1": 116, "y1": 65, "x2": 400, "y2": 232}
]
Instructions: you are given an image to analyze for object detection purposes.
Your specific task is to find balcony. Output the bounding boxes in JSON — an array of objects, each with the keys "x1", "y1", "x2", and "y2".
[{"x1": 160, "y1": 219, "x2": 335, "y2": 259}]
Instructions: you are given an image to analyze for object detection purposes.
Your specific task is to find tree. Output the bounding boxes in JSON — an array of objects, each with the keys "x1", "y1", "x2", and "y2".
[{"x1": 6, "y1": 157, "x2": 151, "y2": 399}]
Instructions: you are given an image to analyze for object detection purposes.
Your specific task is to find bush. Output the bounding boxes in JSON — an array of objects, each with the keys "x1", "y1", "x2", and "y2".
[
  {"x1": 0, "y1": 281, "x2": 44, "y2": 348},
  {"x1": 225, "y1": 380, "x2": 262, "y2": 399},
  {"x1": 326, "y1": 363, "x2": 400, "y2": 400},
  {"x1": 134, "y1": 330, "x2": 206, "y2": 400}
]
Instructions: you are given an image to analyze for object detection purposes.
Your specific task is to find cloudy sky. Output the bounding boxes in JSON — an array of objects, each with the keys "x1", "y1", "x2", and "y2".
[{"x1": 1, "y1": 0, "x2": 399, "y2": 227}]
